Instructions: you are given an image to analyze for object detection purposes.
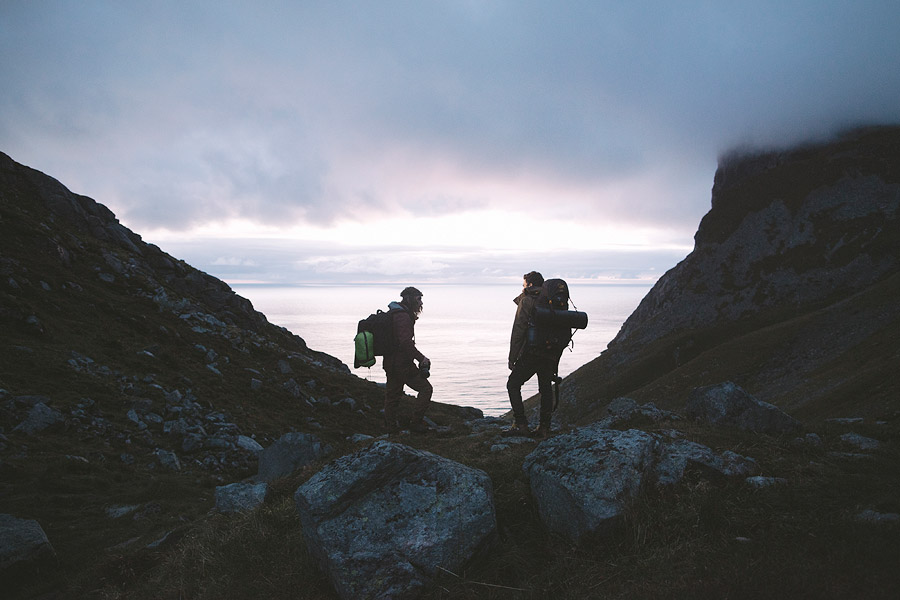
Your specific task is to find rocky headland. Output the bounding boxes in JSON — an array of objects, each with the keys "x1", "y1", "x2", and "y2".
[{"x1": 556, "y1": 125, "x2": 900, "y2": 425}]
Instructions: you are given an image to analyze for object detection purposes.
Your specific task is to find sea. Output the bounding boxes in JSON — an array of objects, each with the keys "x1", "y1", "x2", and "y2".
[{"x1": 232, "y1": 283, "x2": 652, "y2": 417}]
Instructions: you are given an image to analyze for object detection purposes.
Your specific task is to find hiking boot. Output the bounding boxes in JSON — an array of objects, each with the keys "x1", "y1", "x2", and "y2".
[
  {"x1": 530, "y1": 424, "x2": 551, "y2": 440},
  {"x1": 501, "y1": 422, "x2": 531, "y2": 437}
]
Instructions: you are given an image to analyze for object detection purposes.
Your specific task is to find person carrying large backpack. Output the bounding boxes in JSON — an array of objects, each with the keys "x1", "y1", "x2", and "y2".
[
  {"x1": 383, "y1": 286, "x2": 432, "y2": 434},
  {"x1": 506, "y1": 271, "x2": 564, "y2": 439}
]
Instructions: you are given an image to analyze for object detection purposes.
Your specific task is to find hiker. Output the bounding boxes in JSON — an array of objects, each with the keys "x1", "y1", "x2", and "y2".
[
  {"x1": 383, "y1": 286, "x2": 433, "y2": 434},
  {"x1": 506, "y1": 271, "x2": 560, "y2": 439}
]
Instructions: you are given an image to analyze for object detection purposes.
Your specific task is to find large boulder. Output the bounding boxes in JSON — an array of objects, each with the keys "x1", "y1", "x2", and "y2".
[
  {"x1": 0, "y1": 514, "x2": 56, "y2": 576},
  {"x1": 257, "y1": 432, "x2": 332, "y2": 482},
  {"x1": 295, "y1": 440, "x2": 497, "y2": 600},
  {"x1": 215, "y1": 482, "x2": 268, "y2": 514},
  {"x1": 655, "y1": 438, "x2": 758, "y2": 485},
  {"x1": 685, "y1": 382, "x2": 802, "y2": 434},
  {"x1": 522, "y1": 427, "x2": 658, "y2": 543},
  {"x1": 522, "y1": 425, "x2": 757, "y2": 543}
]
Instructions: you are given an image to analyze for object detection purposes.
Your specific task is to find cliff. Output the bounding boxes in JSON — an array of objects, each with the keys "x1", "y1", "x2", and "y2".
[{"x1": 557, "y1": 126, "x2": 900, "y2": 424}]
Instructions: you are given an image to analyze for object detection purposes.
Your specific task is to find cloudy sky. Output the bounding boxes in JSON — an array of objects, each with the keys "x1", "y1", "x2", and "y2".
[{"x1": 2, "y1": 1, "x2": 899, "y2": 285}]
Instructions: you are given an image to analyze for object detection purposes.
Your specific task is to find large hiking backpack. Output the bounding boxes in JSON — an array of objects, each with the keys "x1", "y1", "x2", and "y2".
[
  {"x1": 527, "y1": 278, "x2": 588, "y2": 354},
  {"x1": 353, "y1": 307, "x2": 402, "y2": 368}
]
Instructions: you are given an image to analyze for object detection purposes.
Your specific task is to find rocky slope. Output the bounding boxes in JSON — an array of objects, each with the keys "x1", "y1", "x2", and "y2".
[
  {"x1": 0, "y1": 150, "x2": 477, "y2": 595},
  {"x1": 557, "y1": 126, "x2": 900, "y2": 424}
]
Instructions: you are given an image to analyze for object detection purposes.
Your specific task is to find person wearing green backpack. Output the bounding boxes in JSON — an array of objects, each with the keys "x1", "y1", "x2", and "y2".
[{"x1": 383, "y1": 286, "x2": 432, "y2": 434}]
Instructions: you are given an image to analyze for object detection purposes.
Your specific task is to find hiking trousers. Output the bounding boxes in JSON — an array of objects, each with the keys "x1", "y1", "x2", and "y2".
[
  {"x1": 507, "y1": 352, "x2": 557, "y2": 426},
  {"x1": 384, "y1": 366, "x2": 433, "y2": 427}
]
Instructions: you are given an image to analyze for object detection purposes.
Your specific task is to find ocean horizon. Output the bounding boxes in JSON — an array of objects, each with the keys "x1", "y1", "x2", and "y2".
[{"x1": 233, "y1": 283, "x2": 652, "y2": 417}]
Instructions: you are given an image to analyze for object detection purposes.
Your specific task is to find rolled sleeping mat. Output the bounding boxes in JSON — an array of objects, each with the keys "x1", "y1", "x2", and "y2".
[{"x1": 534, "y1": 306, "x2": 588, "y2": 329}]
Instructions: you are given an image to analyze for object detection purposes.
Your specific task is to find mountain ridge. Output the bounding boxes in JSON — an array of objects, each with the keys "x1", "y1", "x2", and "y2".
[{"x1": 554, "y1": 125, "x2": 900, "y2": 425}]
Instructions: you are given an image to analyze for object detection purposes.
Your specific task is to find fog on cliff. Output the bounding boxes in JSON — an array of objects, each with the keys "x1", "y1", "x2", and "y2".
[{"x1": 2, "y1": 1, "x2": 900, "y2": 284}]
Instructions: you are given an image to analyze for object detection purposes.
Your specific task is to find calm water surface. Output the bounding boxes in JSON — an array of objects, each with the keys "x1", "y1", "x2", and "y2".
[{"x1": 233, "y1": 284, "x2": 650, "y2": 416}]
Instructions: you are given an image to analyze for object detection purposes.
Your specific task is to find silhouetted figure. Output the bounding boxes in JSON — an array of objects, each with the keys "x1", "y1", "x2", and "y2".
[
  {"x1": 383, "y1": 287, "x2": 432, "y2": 433},
  {"x1": 506, "y1": 271, "x2": 560, "y2": 439}
]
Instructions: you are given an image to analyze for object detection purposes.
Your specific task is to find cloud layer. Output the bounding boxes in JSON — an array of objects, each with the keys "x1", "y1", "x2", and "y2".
[{"x1": 2, "y1": 0, "x2": 900, "y2": 281}]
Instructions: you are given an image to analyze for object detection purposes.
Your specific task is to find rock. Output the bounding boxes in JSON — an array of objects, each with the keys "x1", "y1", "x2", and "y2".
[
  {"x1": 257, "y1": 433, "x2": 331, "y2": 482},
  {"x1": 523, "y1": 427, "x2": 659, "y2": 543},
  {"x1": 605, "y1": 396, "x2": 639, "y2": 416},
  {"x1": 746, "y1": 476, "x2": 789, "y2": 488},
  {"x1": 685, "y1": 382, "x2": 802, "y2": 434},
  {"x1": 11, "y1": 395, "x2": 50, "y2": 407},
  {"x1": 236, "y1": 435, "x2": 264, "y2": 455},
  {"x1": 855, "y1": 509, "x2": 900, "y2": 525},
  {"x1": 13, "y1": 402, "x2": 64, "y2": 435},
  {"x1": 126, "y1": 408, "x2": 147, "y2": 430},
  {"x1": 283, "y1": 379, "x2": 302, "y2": 397},
  {"x1": 105, "y1": 505, "x2": 140, "y2": 518},
  {"x1": 467, "y1": 417, "x2": 506, "y2": 434},
  {"x1": 791, "y1": 432, "x2": 824, "y2": 448},
  {"x1": 181, "y1": 433, "x2": 204, "y2": 453},
  {"x1": 155, "y1": 449, "x2": 181, "y2": 471},
  {"x1": 215, "y1": 482, "x2": 268, "y2": 513},
  {"x1": 656, "y1": 439, "x2": 758, "y2": 485},
  {"x1": 522, "y1": 425, "x2": 758, "y2": 543},
  {"x1": 840, "y1": 432, "x2": 881, "y2": 451},
  {"x1": 335, "y1": 397, "x2": 356, "y2": 411},
  {"x1": 599, "y1": 397, "x2": 682, "y2": 427},
  {"x1": 295, "y1": 440, "x2": 496, "y2": 600},
  {"x1": 0, "y1": 514, "x2": 56, "y2": 574}
]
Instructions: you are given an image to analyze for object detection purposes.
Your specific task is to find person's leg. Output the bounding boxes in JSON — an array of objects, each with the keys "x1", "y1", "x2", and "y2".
[
  {"x1": 405, "y1": 372, "x2": 434, "y2": 427},
  {"x1": 506, "y1": 357, "x2": 537, "y2": 433},
  {"x1": 532, "y1": 359, "x2": 556, "y2": 439},
  {"x1": 384, "y1": 369, "x2": 404, "y2": 432}
]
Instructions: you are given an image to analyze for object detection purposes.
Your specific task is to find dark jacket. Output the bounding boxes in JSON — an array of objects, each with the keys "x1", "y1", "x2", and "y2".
[
  {"x1": 509, "y1": 286, "x2": 541, "y2": 365},
  {"x1": 383, "y1": 301, "x2": 425, "y2": 373}
]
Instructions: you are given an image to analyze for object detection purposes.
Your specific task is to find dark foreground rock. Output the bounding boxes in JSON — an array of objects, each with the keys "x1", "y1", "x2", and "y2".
[
  {"x1": 295, "y1": 440, "x2": 496, "y2": 600},
  {"x1": 686, "y1": 381, "x2": 802, "y2": 434},
  {"x1": 523, "y1": 426, "x2": 757, "y2": 543},
  {"x1": 0, "y1": 514, "x2": 56, "y2": 577},
  {"x1": 257, "y1": 432, "x2": 332, "y2": 482},
  {"x1": 214, "y1": 482, "x2": 268, "y2": 514}
]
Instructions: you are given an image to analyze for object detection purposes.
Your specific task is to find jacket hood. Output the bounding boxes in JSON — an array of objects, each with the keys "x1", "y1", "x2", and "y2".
[
  {"x1": 513, "y1": 287, "x2": 541, "y2": 305},
  {"x1": 388, "y1": 301, "x2": 405, "y2": 311}
]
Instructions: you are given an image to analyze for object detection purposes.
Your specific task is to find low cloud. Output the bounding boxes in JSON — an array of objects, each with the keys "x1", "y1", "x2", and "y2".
[
  {"x1": 2, "y1": 1, "x2": 899, "y2": 246},
  {"x1": 151, "y1": 236, "x2": 688, "y2": 286}
]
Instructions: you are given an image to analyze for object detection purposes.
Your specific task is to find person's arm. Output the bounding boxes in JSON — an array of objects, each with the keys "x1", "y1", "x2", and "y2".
[
  {"x1": 394, "y1": 310, "x2": 427, "y2": 363},
  {"x1": 509, "y1": 297, "x2": 530, "y2": 368}
]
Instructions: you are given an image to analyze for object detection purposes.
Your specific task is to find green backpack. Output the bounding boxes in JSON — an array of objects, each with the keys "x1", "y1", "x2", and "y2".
[{"x1": 353, "y1": 307, "x2": 402, "y2": 368}]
